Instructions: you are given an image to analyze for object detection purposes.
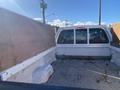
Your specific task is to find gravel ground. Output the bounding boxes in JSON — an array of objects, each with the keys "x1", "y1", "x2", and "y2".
[{"x1": 45, "y1": 59, "x2": 120, "y2": 90}]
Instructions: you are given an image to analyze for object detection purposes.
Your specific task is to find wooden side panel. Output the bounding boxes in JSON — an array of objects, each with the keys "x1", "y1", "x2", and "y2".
[
  {"x1": 0, "y1": 8, "x2": 55, "y2": 71},
  {"x1": 111, "y1": 23, "x2": 120, "y2": 47}
]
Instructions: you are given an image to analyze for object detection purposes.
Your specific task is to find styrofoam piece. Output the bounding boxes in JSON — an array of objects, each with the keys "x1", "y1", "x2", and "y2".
[{"x1": 32, "y1": 64, "x2": 53, "y2": 84}]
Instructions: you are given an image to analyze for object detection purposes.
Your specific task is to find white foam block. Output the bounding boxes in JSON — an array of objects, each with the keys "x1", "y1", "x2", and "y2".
[{"x1": 32, "y1": 64, "x2": 53, "y2": 84}]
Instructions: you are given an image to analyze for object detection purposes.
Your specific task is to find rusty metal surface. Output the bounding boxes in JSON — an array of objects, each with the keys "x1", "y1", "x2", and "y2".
[{"x1": 0, "y1": 8, "x2": 55, "y2": 71}]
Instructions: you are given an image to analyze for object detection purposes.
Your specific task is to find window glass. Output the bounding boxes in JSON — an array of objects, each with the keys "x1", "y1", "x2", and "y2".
[
  {"x1": 76, "y1": 29, "x2": 87, "y2": 44},
  {"x1": 89, "y1": 28, "x2": 109, "y2": 44},
  {"x1": 57, "y1": 30, "x2": 74, "y2": 44}
]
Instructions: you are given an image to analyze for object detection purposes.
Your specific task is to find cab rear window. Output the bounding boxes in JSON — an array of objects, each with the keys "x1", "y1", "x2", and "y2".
[
  {"x1": 57, "y1": 28, "x2": 109, "y2": 44},
  {"x1": 57, "y1": 29, "x2": 74, "y2": 44},
  {"x1": 76, "y1": 29, "x2": 87, "y2": 44},
  {"x1": 89, "y1": 28, "x2": 109, "y2": 44}
]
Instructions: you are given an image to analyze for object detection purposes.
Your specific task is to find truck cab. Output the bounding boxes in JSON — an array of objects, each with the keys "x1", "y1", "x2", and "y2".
[{"x1": 56, "y1": 25, "x2": 112, "y2": 59}]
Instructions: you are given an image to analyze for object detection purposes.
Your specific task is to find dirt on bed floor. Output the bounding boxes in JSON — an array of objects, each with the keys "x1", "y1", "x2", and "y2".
[{"x1": 45, "y1": 59, "x2": 120, "y2": 90}]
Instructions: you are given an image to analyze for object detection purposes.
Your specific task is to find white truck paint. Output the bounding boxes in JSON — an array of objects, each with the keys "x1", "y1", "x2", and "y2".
[
  {"x1": 0, "y1": 47, "x2": 56, "y2": 83},
  {"x1": 56, "y1": 25, "x2": 112, "y2": 56}
]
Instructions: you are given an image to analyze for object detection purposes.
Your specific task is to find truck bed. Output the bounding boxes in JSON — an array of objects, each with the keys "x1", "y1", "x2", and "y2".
[{"x1": 45, "y1": 59, "x2": 120, "y2": 90}]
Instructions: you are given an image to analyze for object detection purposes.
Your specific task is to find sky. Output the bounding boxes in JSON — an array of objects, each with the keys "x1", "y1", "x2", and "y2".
[{"x1": 0, "y1": 0, "x2": 120, "y2": 26}]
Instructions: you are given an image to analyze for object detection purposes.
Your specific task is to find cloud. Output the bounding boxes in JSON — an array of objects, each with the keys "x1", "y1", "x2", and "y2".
[
  {"x1": 73, "y1": 21, "x2": 107, "y2": 26},
  {"x1": 33, "y1": 18, "x2": 107, "y2": 27},
  {"x1": 33, "y1": 18, "x2": 42, "y2": 22},
  {"x1": 74, "y1": 21, "x2": 97, "y2": 26},
  {"x1": 48, "y1": 19, "x2": 107, "y2": 27},
  {"x1": 47, "y1": 19, "x2": 72, "y2": 27}
]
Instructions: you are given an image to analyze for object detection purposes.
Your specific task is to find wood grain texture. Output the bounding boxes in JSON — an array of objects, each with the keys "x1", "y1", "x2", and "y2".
[{"x1": 0, "y1": 8, "x2": 55, "y2": 71}]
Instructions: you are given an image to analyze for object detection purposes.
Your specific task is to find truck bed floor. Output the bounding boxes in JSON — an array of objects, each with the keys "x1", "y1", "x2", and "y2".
[{"x1": 45, "y1": 60, "x2": 120, "y2": 90}]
